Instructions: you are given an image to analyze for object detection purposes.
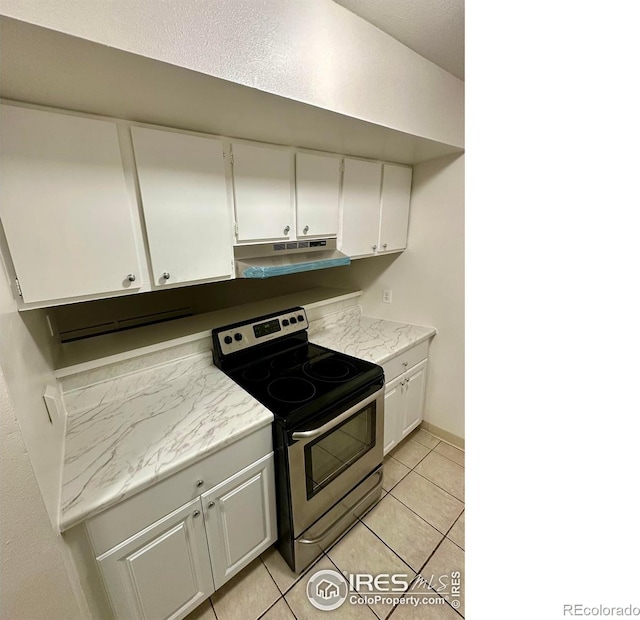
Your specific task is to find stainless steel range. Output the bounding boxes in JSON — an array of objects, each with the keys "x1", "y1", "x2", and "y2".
[{"x1": 212, "y1": 307, "x2": 384, "y2": 573}]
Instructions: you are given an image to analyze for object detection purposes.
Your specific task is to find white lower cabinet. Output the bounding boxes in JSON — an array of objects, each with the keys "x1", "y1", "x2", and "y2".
[
  {"x1": 383, "y1": 375, "x2": 404, "y2": 455},
  {"x1": 202, "y1": 454, "x2": 276, "y2": 588},
  {"x1": 92, "y1": 451, "x2": 277, "y2": 620},
  {"x1": 383, "y1": 359, "x2": 429, "y2": 456},
  {"x1": 97, "y1": 498, "x2": 214, "y2": 620},
  {"x1": 401, "y1": 359, "x2": 428, "y2": 439}
]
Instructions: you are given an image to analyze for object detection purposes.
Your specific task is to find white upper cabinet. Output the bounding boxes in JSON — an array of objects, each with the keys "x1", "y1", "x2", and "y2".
[
  {"x1": 295, "y1": 152, "x2": 341, "y2": 238},
  {"x1": 339, "y1": 158, "x2": 382, "y2": 258},
  {"x1": 231, "y1": 143, "x2": 293, "y2": 243},
  {"x1": 0, "y1": 105, "x2": 142, "y2": 305},
  {"x1": 379, "y1": 164, "x2": 412, "y2": 253},
  {"x1": 131, "y1": 127, "x2": 233, "y2": 287}
]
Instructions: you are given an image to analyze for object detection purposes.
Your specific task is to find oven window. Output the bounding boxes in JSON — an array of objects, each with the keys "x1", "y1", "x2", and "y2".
[{"x1": 304, "y1": 405, "x2": 376, "y2": 499}]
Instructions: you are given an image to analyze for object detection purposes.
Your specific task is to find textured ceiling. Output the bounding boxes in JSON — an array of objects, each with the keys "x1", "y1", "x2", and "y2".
[{"x1": 333, "y1": 0, "x2": 464, "y2": 79}]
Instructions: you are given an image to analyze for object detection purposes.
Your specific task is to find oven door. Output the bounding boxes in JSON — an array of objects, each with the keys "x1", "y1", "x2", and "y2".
[{"x1": 287, "y1": 383, "x2": 384, "y2": 536}]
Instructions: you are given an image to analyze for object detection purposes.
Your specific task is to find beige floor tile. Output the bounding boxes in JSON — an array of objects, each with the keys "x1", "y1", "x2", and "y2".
[
  {"x1": 447, "y1": 512, "x2": 465, "y2": 550},
  {"x1": 414, "y1": 451, "x2": 465, "y2": 501},
  {"x1": 211, "y1": 557, "x2": 280, "y2": 620},
  {"x1": 363, "y1": 494, "x2": 444, "y2": 572},
  {"x1": 390, "y1": 593, "x2": 461, "y2": 620},
  {"x1": 421, "y1": 538, "x2": 465, "y2": 616},
  {"x1": 390, "y1": 472, "x2": 463, "y2": 535},
  {"x1": 260, "y1": 598, "x2": 295, "y2": 620},
  {"x1": 328, "y1": 523, "x2": 414, "y2": 619},
  {"x1": 433, "y1": 442, "x2": 465, "y2": 467},
  {"x1": 261, "y1": 544, "x2": 326, "y2": 595},
  {"x1": 390, "y1": 439, "x2": 431, "y2": 468},
  {"x1": 383, "y1": 456, "x2": 411, "y2": 491},
  {"x1": 184, "y1": 599, "x2": 216, "y2": 620},
  {"x1": 261, "y1": 546, "x2": 299, "y2": 594},
  {"x1": 285, "y1": 555, "x2": 377, "y2": 619},
  {"x1": 410, "y1": 429, "x2": 441, "y2": 450}
]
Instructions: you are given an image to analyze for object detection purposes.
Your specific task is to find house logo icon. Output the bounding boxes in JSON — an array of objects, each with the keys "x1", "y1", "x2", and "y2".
[{"x1": 306, "y1": 569, "x2": 348, "y2": 610}]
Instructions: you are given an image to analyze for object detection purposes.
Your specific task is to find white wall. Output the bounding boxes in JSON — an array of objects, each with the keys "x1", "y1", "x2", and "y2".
[
  {"x1": 0, "y1": 0, "x2": 463, "y2": 147},
  {"x1": 0, "y1": 261, "x2": 64, "y2": 524},
  {"x1": 0, "y1": 370, "x2": 83, "y2": 620}
]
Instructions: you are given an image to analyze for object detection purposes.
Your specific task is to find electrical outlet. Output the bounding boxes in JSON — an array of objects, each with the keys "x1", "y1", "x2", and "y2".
[{"x1": 382, "y1": 290, "x2": 392, "y2": 304}]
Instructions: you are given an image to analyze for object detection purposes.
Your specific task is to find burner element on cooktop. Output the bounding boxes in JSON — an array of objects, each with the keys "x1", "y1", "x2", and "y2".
[
  {"x1": 303, "y1": 358, "x2": 358, "y2": 382},
  {"x1": 267, "y1": 377, "x2": 317, "y2": 403}
]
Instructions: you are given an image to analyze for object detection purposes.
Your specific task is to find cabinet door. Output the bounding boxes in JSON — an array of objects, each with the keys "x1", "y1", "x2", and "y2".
[
  {"x1": 401, "y1": 359, "x2": 428, "y2": 439},
  {"x1": 131, "y1": 126, "x2": 233, "y2": 287},
  {"x1": 0, "y1": 105, "x2": 141, "y2": 304},
  {"x1": 383, "y1": 375, "x2": 403, "y2": 456},
  {"x1": 295, "y1": 152, "x2": 341, "y2": 238},
  {"x1": 379, "y1": 164, "x2": 412, "y2": 253},
  {"x1": 202, "y1": 453, "x2": 277, "y2": 589},
  {"x1": 339, "y1": 158, "x2": 382, "y2": 258},
  {"x1": 232, "y1": 143, "x2": 293, "y2": 242},
  {"x1": 97, "y1": 498, "x2": 214, "y2": 620}
]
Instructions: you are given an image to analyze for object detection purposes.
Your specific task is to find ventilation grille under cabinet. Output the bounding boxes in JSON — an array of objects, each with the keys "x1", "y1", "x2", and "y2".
[{"x1": 57, "y1": 306, "x2": 194, "y2": 343}]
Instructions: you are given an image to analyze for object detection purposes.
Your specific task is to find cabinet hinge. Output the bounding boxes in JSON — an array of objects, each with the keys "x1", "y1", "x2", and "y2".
[
  {"x1": 14, "y1": 277, "x2": 22, "y2": 298},
  {"x1": 234, "y1": 222, "x2": 239, "y2": 236},
  {"x1": 340, "y1": 160, "x2": 345, "y2": 174}
]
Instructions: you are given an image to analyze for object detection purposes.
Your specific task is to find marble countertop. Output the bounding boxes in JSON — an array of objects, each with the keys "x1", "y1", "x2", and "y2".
[
  {"x1": 59, "y1": 353, "x2": 273, "y2": 531},
  {"x1": 59, "y1": 305, "x2": 436, "y2": 531},
  {"x1": 310, "y1": 309, "x2": 436, "y2": 365}
]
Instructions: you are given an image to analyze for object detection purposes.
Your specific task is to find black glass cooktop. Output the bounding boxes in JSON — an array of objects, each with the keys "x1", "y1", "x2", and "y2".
[{"x1": 225, "y1": 342, "x2": 383, "y2": 427}]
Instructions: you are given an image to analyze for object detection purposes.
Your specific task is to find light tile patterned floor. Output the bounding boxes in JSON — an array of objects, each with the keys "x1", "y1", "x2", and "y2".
[{"x1": 185, "y1": 429, "x2": 465, "y2": 620}]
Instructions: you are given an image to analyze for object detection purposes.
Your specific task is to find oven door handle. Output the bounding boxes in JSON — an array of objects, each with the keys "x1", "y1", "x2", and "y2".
[
  {"x1": 291, "y1": 387, "x2": 384, "y2": 441},
  {"x1": 297, "y1": 468, "x2": 384, "y2": 546}
]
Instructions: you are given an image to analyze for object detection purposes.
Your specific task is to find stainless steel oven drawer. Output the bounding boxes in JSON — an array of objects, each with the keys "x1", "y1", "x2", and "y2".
[{"x1": 293, "y1": 466, "x2": 383, "y2": 573}]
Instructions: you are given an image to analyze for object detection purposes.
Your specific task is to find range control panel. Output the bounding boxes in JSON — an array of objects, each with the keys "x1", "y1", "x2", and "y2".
[{"x1": 215, "y1": 308, "x2": 308, "y2": 356}]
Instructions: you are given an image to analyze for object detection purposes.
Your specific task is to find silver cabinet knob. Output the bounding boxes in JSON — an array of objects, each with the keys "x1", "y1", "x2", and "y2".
[
  {"x1": 127, "y1": 274, "x2": 136, "y2": 282},
  {"x1": 400, "y1": 380, "x2": 406, "y2": 386},
  {"x1": 372, "y1": 245, "x2": 377, "y2": 251},
  {"x1": 193, "y1": 510, "x2": 201, "y2": 517},
  {"x1": 162, "y1": 272, "x2": 170, "y2": 280},
  {"x1": 196, "y1": 479, "x2": 204, "y2": 487},
  {"x1": 402, "y1": 361, "x2": 408, "y2": 367},
  {"x1": 303, "y1": 225, "x2": 309, "y2": 234},
  {"x1": 383, "y1": 243, "x2": 388, "y2": 249},
  {"x1": 208, "y1": 501, "x2": 215, "y2": 508},
  {"x1": 284, "y1": 225, "x2": 290, "y2": 235}
]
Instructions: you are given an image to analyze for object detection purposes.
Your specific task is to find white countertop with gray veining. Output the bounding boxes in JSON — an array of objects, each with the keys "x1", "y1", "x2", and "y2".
[
  {"x1": 59, "y1": 352, "x2": 273, "y2": 531},
  {"x1": 58, "y1": 302, "x2": 436, "y2": 531},
  {"x1": 309, "y1": 307, "x2": 437, "y2": 365}
]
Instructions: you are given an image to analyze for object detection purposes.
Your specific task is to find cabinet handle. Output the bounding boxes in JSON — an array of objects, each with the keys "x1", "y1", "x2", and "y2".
[
  {"x1": 127, "y1": 274, "x2": 136, "y2": 282},
  {"x1": 196, "y1": 479, "x2": 204, "y2": 487},
  {"x1": 400, "y1": 380, "x2": 406, "y2": 386},
  {"x1": 383, "y1": 243, "x2": 388, "y2": 249},
  {"x1": 162, "y1": 272, "x2": 170, "y2": 280},
  {"x1": 372, "y1": 244, "x2": 377, "y2": 252},
  {"x1": 208, "y1": 501, "x2": 215, "y2": 508},
  {"x1": 303, "y1": 225, "x2": 309, "y2": 234},
  {"x1": 284, "y1": 225, "x2": 290, "y2": 235},
  {"x1": 402, "y1": 361, "x2": 408, "y2": 367},
  {"x1": 193, "y1": 510, "x2": 201, "y2": 517}
]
